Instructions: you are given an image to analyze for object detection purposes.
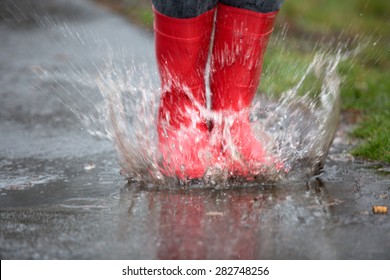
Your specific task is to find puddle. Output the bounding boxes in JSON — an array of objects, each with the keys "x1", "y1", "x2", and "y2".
[{"x1": 0, "y1": 0, "x2": 389, "y2": 260}]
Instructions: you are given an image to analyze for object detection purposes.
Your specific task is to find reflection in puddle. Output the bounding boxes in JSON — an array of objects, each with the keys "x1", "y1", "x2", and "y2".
[{"x1": 117, "y1": 179, "x2": 342, "y2": 259}]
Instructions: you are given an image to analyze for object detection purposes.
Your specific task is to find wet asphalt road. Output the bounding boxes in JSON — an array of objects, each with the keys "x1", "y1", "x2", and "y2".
[{"x1": 0, "y1": 0, "x2": 390, "y2": 259}]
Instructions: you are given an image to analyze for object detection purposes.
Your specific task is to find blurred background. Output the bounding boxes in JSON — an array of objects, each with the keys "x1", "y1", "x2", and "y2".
[{"x1": 95, "y1": 0, "x2": 390, "y2": 164}]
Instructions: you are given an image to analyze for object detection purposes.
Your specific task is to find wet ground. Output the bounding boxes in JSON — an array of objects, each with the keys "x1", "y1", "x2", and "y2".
[{"x1": 0, "y1": 0, "x2": 389, "y2": 259}]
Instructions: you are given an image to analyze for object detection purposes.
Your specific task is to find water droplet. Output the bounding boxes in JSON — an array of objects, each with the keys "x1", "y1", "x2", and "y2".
[{"x1": 84, "y1": 163, "x2": 96, "y2": 171}]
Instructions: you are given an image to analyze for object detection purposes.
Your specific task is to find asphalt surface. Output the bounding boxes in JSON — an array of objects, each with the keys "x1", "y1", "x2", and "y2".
[{"x1": 0, "y1": 0, "x2": 389, "y2": 259}]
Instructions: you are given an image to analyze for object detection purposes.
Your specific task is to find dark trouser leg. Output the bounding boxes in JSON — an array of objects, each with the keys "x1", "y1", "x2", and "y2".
[
  {"x1": 220, "y1": 0, "x2": 285, "y2": 13},
  {"x1": 152, "y1": 0, "x2": 218, "y2": 18}
]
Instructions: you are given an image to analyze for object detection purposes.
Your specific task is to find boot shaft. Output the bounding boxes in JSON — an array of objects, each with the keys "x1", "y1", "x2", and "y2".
[
  {"x1": 154, "y1": 7, "x2": 215, "y2": 95},
  {"x1": 210, "y1": 3, "x2": 278, "y2": 111}
]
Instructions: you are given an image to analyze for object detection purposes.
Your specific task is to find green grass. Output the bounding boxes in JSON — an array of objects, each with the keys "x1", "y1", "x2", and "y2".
[
  {"x1": 125, "y1": 7, "x2": 153, "y2": 28},
  {"x1": 96, "y1": 0, "x2": 390, "y2": 163},
  {"x1": 260, "y1": 39, "x2": 316, "y2": 96},
  {"x1": 353, "y1": 127, "x2": 390, "y2": 162}
]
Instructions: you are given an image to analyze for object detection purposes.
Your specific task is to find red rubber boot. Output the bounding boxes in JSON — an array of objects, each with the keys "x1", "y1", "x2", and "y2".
[
  {"x1": 154, "y1": 7, "x2": 215, "y2": 179},
  {"x1": 210, "y1": 3, "x2": 280, "y2": 176}
]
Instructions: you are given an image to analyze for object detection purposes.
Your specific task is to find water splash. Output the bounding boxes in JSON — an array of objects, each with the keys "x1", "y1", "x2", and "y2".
[
  {"x1": 30, "y1": 14, "x2": 352, "y2": 186},
  {"x1": 95, "y1": 48, "x2": 347, "y2": 185},
  {"x1": 265, "y1": 50, "x2": 344, "y2": 179},
  {"x1": 96, "y1": 59, "x2": 161, "y2": 182}
]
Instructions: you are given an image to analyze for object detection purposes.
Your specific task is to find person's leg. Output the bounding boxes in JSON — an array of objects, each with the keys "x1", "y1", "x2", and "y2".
[
  {"x1": 152, "y1": 1, "x2": 217, "y2": 179},
  {"x1": 210, "y1": 0, "x2": 284, "y2": 175},
  {"x1": 220, "y1": 0, "x2": 284, "y2": 13},
  {"x1": 152, "y1": 0, "x2": 217, "y2": 18}
]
